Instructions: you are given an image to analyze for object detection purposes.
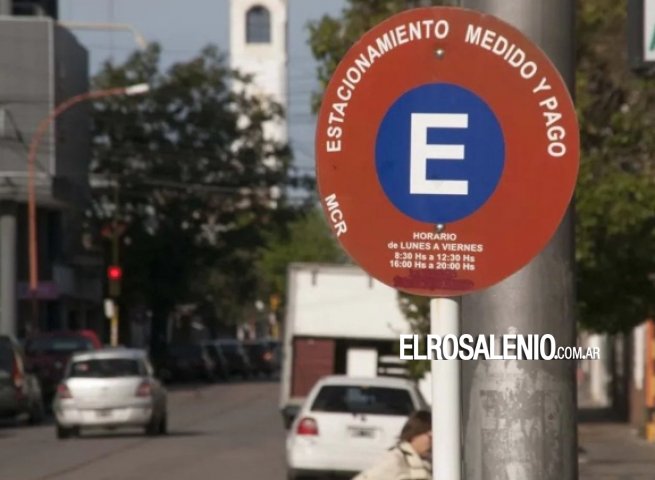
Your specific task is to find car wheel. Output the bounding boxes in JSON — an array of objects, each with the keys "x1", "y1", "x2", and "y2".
[
  {"x1": 159, "y1": 369, "x2": 172, "y2": 384},
  {"x1": 27, "y1": 397, "x2": 45, "y2": 425},
  {"x1": 56, "y1": 424, "x2": 76, "y2": 440},
  {"x1": 159, "y1": 413, "x2": 168, "y2": 435},
  {"x1": 287, "y1": 470, "x2": 312, "y2": 480},
  {"x1": 145, "y1": 414, "x2": 161, "y2": 436}
]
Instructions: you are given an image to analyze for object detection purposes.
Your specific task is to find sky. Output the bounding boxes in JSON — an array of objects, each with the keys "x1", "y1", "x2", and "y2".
[{"x1": 58, "y1": 0, "x2": 346, "y2": 173}]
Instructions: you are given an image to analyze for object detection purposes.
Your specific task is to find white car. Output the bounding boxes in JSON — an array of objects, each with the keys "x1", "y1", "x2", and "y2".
[
  {"x1": 53, "y1": 348, "x2": 167, "y2": 439},
  {"x1": 286, "y1": 375, "x2": 428, "y2": 479}
]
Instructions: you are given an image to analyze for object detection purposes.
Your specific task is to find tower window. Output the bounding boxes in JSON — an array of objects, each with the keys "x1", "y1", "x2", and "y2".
[{"x1": 246, "y1": 5, "x2": 271, "y2": 44}]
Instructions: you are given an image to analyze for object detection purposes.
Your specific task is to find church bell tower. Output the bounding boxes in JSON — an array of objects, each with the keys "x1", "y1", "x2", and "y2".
[{"x1": 230, "y1": 0, "x2": 288, "y2": 142}]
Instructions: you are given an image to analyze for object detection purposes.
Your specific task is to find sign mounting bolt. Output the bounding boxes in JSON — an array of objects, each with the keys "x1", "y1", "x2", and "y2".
[
  {"x1": 436, "y1": 224, "x2": 445, "y2": 232},
  {"x1": 435, "y1": 48, "x2": 445, "y2": 59}
]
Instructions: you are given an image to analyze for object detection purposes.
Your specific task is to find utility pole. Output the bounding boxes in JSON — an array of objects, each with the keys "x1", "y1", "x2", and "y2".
[
  {"x1": 459, "y1": 1, "x2": 577, "y2": 479},
  {"x1": 109, "y1": 179, "x2": 121, "y2": 347}
]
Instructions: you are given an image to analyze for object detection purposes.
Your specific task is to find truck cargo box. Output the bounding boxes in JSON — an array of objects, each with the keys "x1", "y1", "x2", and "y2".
[{"x1": 280, "y1": 263, "x2": 411, "y2": 427}]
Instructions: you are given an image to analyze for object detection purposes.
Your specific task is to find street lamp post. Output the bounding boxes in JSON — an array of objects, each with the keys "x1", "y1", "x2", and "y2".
[{"x1": 27, "y1": 83, "x2": 150, "y2": 332}]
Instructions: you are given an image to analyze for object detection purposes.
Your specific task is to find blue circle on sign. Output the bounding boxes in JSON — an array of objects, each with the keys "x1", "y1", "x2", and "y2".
[{"x1": 375, "y1": 83, "x2": 505, "y2": 224}]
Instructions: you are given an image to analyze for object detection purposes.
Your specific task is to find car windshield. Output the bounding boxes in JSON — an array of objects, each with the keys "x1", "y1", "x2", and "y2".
[
  {"x1": 220, "y1": 344, "x2": 239, "y2": 354},
  {"x1": 263, "y1": 341, "x2": 280, "y2": 350},
  {"x1": 245, "y1": 343, "x2": 264, "y2": 354},
  {"x1": 311, "y1": 385, "x2": 415, "y2": 416},
  {"x1": 26, "y1": 336, "x2": 94, "y2": 355},
  {"x1": 68, "y1": 358, "x2": 142, "y2": 378},
  {"x1": 206, "y1": 345, "x2": 223, "y2": 357}
]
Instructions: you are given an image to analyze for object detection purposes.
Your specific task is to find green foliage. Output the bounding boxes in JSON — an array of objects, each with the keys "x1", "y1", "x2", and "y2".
[
  {"x1": 88, "y1": 44, "x2": 295, "y2": 339},
  {"x1": 397, "y1": 294, "x2": 430, "y2": 377},
  {"x1": 257, "y1": 207, "x2": 348, "y2": 305},
  {"x1": 575, "y1": 0, "x2": 655, "y2": 332}
]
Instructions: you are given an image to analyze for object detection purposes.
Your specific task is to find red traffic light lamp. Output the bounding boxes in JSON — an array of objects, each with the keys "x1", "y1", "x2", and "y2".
[
  {"x1": 107, "y1": 265, "x2": 123, "y2": 281},
  {"x1": 107, "y1": 265, "x2": 122, "y2": 298}
]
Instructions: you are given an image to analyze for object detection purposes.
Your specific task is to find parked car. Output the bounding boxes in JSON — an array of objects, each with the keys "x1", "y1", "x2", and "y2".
[
  {"x1": 286, "y1": 375, "x2": 428, "y2": 479},
  {"x1": 0, "y1": 335, "x2": 44, "y2": 424},
  {"x1": 53, "y1": 348, "x2": 167, "y2": 439},
  {"x1": 213, "y1": 339, "x2": 253, "y2": 379},
  {"x1": 159, "y1": 343, "x2": 216, "y2": 383},
  {"x1": 201, "y1": 342, "x2": 229, "y2": 380},
  {"x1": 243, "y1": 339, "x2": 280, "y2": 377},
  {"x1": 24, "y1": 330, "x2": 100, "y2": 402}
]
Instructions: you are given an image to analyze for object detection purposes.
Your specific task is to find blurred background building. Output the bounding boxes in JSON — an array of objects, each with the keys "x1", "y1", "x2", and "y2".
[
  {"x1": 0, "y1": 0, "x2": 103, "y2": 337},
  {"x1": 2, "y1": 0, "x2": 57, "y2": 17}
]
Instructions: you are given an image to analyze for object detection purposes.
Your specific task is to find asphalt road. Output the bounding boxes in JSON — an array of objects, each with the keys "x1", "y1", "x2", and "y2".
[
  {"x1": 0, "y1": 380, "x2": 287, "y2": 480},
  {"x1": 578, "y1": 420, "x2": 655, "y2": 480}
]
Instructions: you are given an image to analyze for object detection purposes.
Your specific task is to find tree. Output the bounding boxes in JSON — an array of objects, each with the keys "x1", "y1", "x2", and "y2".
[
  {"x1": 257, "y1": 207, "x2": 348, "y2": 303},
  {"x1": 308, "y1": 0, "x2": 452, "y2": 112},
  {"x1": 87, "y1": 44, "x2": 295, "y2": 348},
  {"x1": 575, "y1": 0, "x2": 655, "y2": 333}
]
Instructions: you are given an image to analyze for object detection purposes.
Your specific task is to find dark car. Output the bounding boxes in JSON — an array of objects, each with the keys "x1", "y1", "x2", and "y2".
[
  {"x1": 0, "y1": 335, "x2": 44, "y2": 424},
  {"x1": 201, "y1": 342, "x2": 229, "y2": 380},
  {"x1": 243, "y1": 340, "x2": 280, "y2": 377},
  {"x1": 214, "y1": 339, "x2": 253, "y2": 379},
  {"x1": 160, "y1": 344, "x2": 216, "y2": 383},
  {"x1": 24, "y1": 331, "x2": 99, "y2": 402}
]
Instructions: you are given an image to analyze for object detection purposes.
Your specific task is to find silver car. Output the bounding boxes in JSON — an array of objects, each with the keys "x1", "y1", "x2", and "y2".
[{"x1": 53, "y1": 348, "x2": 167, "y2": 439}]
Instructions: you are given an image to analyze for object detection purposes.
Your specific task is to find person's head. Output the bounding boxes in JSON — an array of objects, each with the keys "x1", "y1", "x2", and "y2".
[{"x1": 400, "y1": 410, "x2": 432, "y2": 456}]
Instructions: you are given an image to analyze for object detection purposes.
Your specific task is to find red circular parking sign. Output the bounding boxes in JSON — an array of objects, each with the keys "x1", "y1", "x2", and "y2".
[{"x1": 316, "y1": 7, "x2": 579, "y2": 297}]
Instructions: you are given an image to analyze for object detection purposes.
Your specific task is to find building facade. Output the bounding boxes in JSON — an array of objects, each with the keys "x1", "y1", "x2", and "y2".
[{"x1": 0, "y1": 15, "x2": 103, "y2": 337}]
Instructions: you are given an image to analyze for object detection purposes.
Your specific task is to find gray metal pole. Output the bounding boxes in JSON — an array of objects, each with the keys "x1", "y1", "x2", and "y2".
[
  {"x1": 459, "y1": 1, "x2": 577, "y2": 479},
  {"x1": 0, "y1": 202, "x2": 17, "y2": 337},
  {"x1": 0, "y1": 0, "x2": 10, "y2": 16}
]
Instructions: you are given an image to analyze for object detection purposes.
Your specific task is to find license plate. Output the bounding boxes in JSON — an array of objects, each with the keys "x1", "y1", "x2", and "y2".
[
  {"x1": 96, "y1": 409, "x2": 113, "y2": 418},
  {"x1": 348, "y1": 427, "x2": 376, "y2": 438}
]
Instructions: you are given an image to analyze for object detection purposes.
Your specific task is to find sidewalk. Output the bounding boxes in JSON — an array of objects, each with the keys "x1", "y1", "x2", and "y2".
[{"x1": 579, "y1": 412, "x2": 655, "y2": 479}]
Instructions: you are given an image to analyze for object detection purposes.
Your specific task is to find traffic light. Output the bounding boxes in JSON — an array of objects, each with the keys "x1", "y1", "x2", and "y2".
[
  {"x1": 269, "y1": 293, "x2": 280, "y2": 312},
  {"x1": 107, "y1": 265, "x2": 122, "y2": 297}
]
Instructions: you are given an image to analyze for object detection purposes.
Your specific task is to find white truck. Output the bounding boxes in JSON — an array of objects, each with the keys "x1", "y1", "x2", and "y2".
[{"x1": 279, "y1": 263, "x2": 413, "y2": 427}]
